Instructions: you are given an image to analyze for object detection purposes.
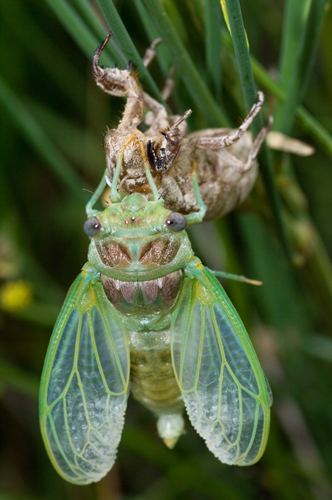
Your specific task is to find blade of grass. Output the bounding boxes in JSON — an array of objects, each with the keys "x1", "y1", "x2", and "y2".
[
  {"x1": 2, "y1": 0, "x2": 84, "y2": 109},
  {"x1": 141, "y1": 0, "x2": 229, "y2": 126},
  {"x1": 278, "y1": 0, "x2": 311, "y2": 90},
  {"x1": 273, "y1": 0, "x2": 328, "y2": 134},
  {"x1": 224, "y1": 0, "x2": 257, "y2": 114},
  {"x1": 69, "y1": 0, "x2": 126, "y2": 65},
  {"x1": 0, "y1": 75, "x2": 87, "y2": 201},
  {"x1": 221, "y1": 29, "x2": 332, "y2": 158},
  {"x1": 28, "y1": 100, "x2": 103, "y2": 174},
  {"x1": 303, "y1": 335, "x2": 332, "y2": 363},
  {"x1": 2, "y1": 302, "x2": 59, "y2": 328},
  {"x1": 45, "y1": 0, "x2": 116, "y2": 66},
  {"x1": 221, "y1": 28, "x2": 332, "y2": 159},
  {"x1": 96, "y1": 0, "x2": 164, "y2": 101},
  {"x1": 133, "y1": 0, "x2": 172, "y2": 76},
  {"x1": 204, "y1": 0, "x2": 222, "y2": 99},
  {"x1": 224, "y1": 0, "x2": 294, "y2": 262},
  {"x1": 0, "y1": 360, "x2": 39, "y2": 399}
]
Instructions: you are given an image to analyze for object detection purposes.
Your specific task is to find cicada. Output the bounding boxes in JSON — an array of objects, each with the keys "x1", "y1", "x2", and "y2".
[{"x1": 39, "y1": 36, "x2": 272, "y2": 485}]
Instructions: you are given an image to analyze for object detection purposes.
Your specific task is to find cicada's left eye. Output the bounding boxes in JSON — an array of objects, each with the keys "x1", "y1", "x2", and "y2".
[
  {"x1": 166, "y1": 212, "x2": 187, "y2": 232},
  {"x1": 83, "y1": 217, "x2": 101, "y2": 236}
]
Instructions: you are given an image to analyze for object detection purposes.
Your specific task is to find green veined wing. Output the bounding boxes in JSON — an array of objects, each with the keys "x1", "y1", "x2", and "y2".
[
  {"x1": 171, "y1": 262, "x2": 272, "y2": 466},
  {"x1": 39, "y1": 263, "x2": 129, "y2": 484}
]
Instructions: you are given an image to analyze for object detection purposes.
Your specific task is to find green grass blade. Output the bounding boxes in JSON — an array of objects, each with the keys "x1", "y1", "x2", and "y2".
[
  {"x1": 204, "y1": 0, "x2": 222, "y2": 99},
  {"x1": 141, "y1": 0, "x2": 228, "y2": 126},
  {"x1": 133, "y1": 0, "x2": 172, "y2": 76},
  {"x1": 278, "y1": 0, "x2": 311, "y2": 90},
  {"x1": 273, "y1": 0, "x2": 327, "y2": 134},
  {"x1": 0, "y1": 75, "x2": 87, "y2": 201},
  {"x1": 45, "y1": 0, "x2": 115, "y2": 66},
  {"x1": 96, "y1": 0, "x2": 164, "y2": 101},
  {"x1": 224, "y1": 0, "x2": 257, "y2": 115},
  {"x1": 2, "y1": 0, "x2": 84, "y2": 109},
  {"x1": 0, "y1": 360, "x2": 39, "y2": 399},
  {"x1": 69, "y1": 0, "x2": 126, "y2": 65},
  {"x1": 224, "y1": 0, "x2": 293, "y2": 261}
]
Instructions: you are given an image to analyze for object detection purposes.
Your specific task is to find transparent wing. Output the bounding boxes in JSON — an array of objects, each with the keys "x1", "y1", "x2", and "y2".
[
  {"x1": 171, "y1": 265, "x2": 271, "y2": 466},
  {"x1": 39, "y1": 266, "x2": 129, "y2": 484}
]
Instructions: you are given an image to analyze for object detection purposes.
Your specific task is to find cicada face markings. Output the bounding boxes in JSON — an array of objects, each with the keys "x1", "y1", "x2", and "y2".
[
  {"x1": 84, "y1": 194, "x2": 194, "y2": 280},
  {"x1": 96, "y1": 240, "x2": 132, "y2": 268},
  {"x1": 139, "y1": 238, "x2": 181, "y2": 266}
]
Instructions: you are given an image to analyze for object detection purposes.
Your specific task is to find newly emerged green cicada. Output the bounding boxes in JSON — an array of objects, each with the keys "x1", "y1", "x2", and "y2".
[{"x1": 39, "y1": 36, "x2": 272, "y2": 485}]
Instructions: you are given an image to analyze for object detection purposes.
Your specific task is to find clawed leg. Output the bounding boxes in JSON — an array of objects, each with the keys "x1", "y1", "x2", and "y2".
[
  {"x1": 142, "y1": 38, "x2": 176, "y2": 101},
  {"x1": 92, "y1": 33, "x2": 135, "y2": 97},
  {"x1": 216, "y1": 115, "x2": 273, "y2": 172},
  {"x1": 92, "y1": 33, "x2": 143, "y2": 130},
  {"x1": 161, "y1": 66, "x2": 176, "y2": 101},
  {"x1": 142, "y1": 38, "x2": 162, "y2": 67},
  {"x1": 195, "y1": 92, "x2": 265, "y2": 150}
]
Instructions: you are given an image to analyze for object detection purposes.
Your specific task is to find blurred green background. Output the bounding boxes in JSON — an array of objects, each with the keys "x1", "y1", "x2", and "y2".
[{"x1": 1, "y1": 0, "x2": 332, "y2": 499}]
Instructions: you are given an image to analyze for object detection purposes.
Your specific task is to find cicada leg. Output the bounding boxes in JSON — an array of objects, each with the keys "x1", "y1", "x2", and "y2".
[
  {"x1": 195, "y1": 92, "x2": 265, "y2": 150},
  {"x1": 185, "y1": 161, "x2": 206, "y2": 226},
  {"x1": 192, "y1": 93, "x2": 272, "y2": 173},
  {"x1": 92, "y1": 33, "x2": 144, "y2": 131},
  {"x1": 85, "y1": 171, "x2": 108, "y2": 217}
]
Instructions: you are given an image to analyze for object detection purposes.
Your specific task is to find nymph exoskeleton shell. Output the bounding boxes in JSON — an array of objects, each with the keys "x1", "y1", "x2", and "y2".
[{"x1": 92, "y1": 34, "x2": 270, "y2": 220}]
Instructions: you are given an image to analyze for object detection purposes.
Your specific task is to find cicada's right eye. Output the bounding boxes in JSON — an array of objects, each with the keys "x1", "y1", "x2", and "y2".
[
  {"x1": 166, "y1": 212, "x2": 187, "y2": 232},
  {"x1": 83, "y1": 217, "x2": 101, "y2": 237}
]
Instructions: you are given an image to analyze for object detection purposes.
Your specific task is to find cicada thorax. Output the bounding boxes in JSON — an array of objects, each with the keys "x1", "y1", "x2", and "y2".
[{"x1": 95, "y1": 229, "x2": 185, "y2": 328}]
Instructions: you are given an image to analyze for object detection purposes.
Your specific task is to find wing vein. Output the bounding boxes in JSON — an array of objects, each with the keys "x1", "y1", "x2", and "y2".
[
  {"x1": 48, "y1": 414, "x2": 83, "y2": 479},
  {"x1": 95, "y1": 293, "x2": 128, "y2": 390}
]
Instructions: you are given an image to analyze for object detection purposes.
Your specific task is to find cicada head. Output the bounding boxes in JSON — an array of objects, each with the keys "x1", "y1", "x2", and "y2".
[{"x1": 85, "y1": 192, "x2": 194, "y2": 281}]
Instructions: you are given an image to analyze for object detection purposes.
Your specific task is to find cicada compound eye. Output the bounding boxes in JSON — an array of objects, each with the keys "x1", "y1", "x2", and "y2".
[
  {"x1": 166, "y1": 212, "x2": 187, "y2": 232},
  {"x1": 83, "y1": 217, "x2": 101, "y2": 237}
]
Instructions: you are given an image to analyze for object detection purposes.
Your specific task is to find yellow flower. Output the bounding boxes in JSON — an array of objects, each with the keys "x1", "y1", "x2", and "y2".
[{"x1": 0, "y1": 280, "x2": 33, "y2": 312}]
